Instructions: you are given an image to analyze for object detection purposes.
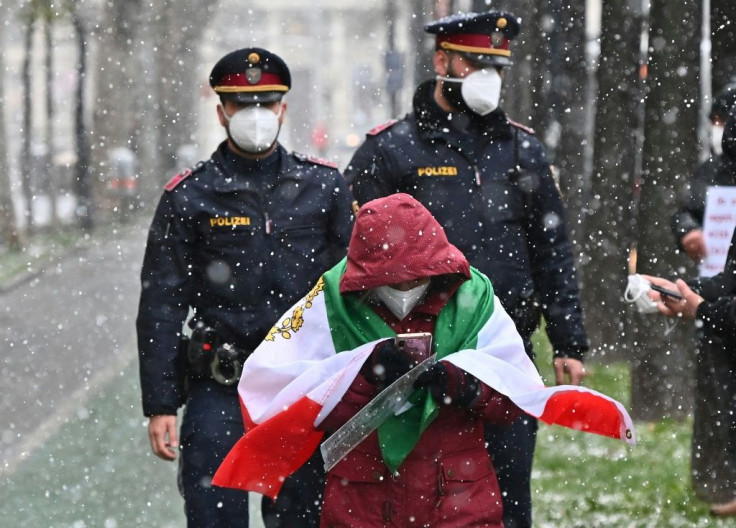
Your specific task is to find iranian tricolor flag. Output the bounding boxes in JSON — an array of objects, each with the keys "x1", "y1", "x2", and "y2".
[{"x1": 213, "y1": 260, "x2": 635, "y2": 499}]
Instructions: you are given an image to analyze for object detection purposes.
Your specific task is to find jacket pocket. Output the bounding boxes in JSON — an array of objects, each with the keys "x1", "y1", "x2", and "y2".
[
  {"x1": 439, "y1": 449, "x2": 492, "y2": 484},
  {"x1": 276, "y1": 224, "x2": 326, "y2": 252},
  {"x1": 435, "y1": 449, "x2": 503, "y2": 526}
]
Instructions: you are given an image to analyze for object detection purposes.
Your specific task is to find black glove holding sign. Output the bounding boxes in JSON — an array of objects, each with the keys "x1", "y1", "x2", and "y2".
[
  {"x1": 361, "y1": 339, "x2": 412, "y2": 389},
  {"x1": 414, "y1": 362, "x2": 482, "y2": 408}
]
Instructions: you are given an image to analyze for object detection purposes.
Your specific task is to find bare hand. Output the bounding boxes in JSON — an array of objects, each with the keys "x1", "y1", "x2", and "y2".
[
  {"x1": 554, "y1": 357, "x2": 586, "y2": 385},
  {"x1": 640, "y1": 274, "x2": 678, "y2": 303},
  {"x1": 148, "y1": 415, "x2": 179, "y2": 461},
  {"x1": 658, "y1": 279, "x2": 704, "y2": 320},
  {"x1": 681, "y1": 230, "x2": 706, "y2": 262}
]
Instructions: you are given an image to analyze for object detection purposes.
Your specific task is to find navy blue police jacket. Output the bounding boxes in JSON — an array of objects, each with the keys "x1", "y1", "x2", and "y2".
[
  {"x1": 137, "y1": 142, "x2": 354, "y2": 416},
  {"x1": 345, "y1": 80, "x2": 588, "y2": 361}
]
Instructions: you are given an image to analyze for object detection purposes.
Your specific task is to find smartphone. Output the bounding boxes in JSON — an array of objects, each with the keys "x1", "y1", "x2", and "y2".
[
  {"x1": 649, "y1": 283, "x2": 684, "y2": 300},
  {"x1": 395, "y1": 332, "x2": 433, "y2": 367}
]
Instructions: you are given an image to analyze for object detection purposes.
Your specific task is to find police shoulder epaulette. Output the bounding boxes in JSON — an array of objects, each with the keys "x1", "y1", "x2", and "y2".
[
  {"x1": 307, "y1": 156, "x2": 338, "y2": 169},
  {"x1": 508, "y1": 118, "x2": 536, "y2": 135},
  {"x1": 292, "y1": 152, "x2": 338, "y2": 169},
  {"x1": 367, "y1": 119, "x2": 399, "y2": 136},
  {"x1": 164, "y1": 162, "x2": 204, "y2": 191}
]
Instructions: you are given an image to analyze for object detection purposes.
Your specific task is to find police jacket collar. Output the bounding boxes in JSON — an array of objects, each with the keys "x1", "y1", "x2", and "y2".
[
  {"x1": 210, "y1": 142, "x2": 304, "y2": 192},
  {"x1": 412, "y1": 80, "x2": 513, "y2": 142}
]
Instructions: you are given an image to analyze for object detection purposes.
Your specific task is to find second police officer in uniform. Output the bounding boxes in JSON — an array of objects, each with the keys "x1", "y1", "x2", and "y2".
[
  {"x1": 344, "y1": 12, "x2": 589, "y2": 528},
  {"x1": 137, "y1": 47, "x2": 354, "y2": 527}
]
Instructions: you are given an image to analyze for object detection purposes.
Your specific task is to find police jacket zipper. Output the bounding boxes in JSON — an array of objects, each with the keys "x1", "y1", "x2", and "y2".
[{"x1": 264, "y1": 211, "x2": 273, "y2": 235}]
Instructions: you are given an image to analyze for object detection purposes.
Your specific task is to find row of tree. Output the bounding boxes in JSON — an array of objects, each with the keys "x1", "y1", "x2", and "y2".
[{"x1": 0, "y1": 0, "x2": 219, "y2": 247}]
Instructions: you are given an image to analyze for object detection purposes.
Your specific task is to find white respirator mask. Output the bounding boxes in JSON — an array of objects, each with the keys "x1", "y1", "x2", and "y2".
[
  {"x1": 624, "y1": 274, "x2": 660, "y2": 314},
  {"x1": 711, "y1": 124, "x2": 725, "y2": 156},
  {"x1": 439, "y1": 68, "x2": 503, "y2": 116},
  {"x1": 221, "y1": 104, "x2": 282, "y2": 154},
  {"x1": 374, "y1": 282, "x2": 430, "y2": 321}
]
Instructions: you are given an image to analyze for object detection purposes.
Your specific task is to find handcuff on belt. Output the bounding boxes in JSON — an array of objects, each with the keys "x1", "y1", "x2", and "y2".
[{"x1": 186, "y1": 324, "x2": 247, "y2": 386}]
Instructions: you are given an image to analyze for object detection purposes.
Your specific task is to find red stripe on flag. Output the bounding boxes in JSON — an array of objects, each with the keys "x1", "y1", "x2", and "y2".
[
  {"x1": 240, "y1": 397, "x2": 256, "y2": 431},
  {"x1": 213, "y1": 396, "x2": 324, "y2": 499},
  {"x1": 539, "y1": 390, "x2": 626, "y2": 441}
]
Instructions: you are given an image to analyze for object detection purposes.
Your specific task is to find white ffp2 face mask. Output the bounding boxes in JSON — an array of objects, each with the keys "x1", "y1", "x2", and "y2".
[
  {"x1": 221, "y1": 105, "x2": 282, "y2": 154},
  {"x1": 440, "y1": 68, "x2": 503, "y2": 116},
  {"x1": 461, "y1": 68, "x2": 502, "y2": 115},
  {"x1": 375, "y1": 282, "x2": 430, "y2": 321},
  {"x1": 624, "y1": 274, "x2": 659, "y2": 314},
  {"x1": 711, "y1": 124, "x2": 725, "y2": 156}
]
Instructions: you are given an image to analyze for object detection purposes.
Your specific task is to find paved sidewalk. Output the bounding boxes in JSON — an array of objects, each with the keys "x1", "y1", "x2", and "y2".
[{"x1": 0, "y1": 220, "x2": 265, "y2": 526}]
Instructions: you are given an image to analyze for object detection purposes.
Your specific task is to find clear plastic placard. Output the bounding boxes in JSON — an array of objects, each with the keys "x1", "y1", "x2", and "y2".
[{"x1": 320, "y1": 355, "x2": 437, "y2": 472}]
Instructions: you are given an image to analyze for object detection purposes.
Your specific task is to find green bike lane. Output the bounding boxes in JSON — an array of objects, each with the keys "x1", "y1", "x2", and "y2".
[
  {"x1": 1, "y1": 354, "x2": 186, "y2": 528},
  {"x1": 0, "y1": 218, "x2": 265, "y2": 527},
  {"x1": 1, "y1": 325, "x2": 267, "y2": 528}
]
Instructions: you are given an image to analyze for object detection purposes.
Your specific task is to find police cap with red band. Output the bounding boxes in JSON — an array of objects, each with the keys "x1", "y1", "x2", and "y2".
[
  {"x1": 209, "y1": 47, "x2": 291, "y2": 104},
  {"x1": 425, "y1": 11, "x2": 520, "y2": 67}
]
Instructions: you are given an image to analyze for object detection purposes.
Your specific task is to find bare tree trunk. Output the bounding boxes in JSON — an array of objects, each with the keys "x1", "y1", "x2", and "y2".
[
  {"x1": 629, "y1": 0, "x2": 700, "y2": 421},
  {"x1": 72, "y1": 12, "x2": 93, "y2": 230},
  {"x1": 712, "y1": 0, "x2": 736, "y2": 89},
  {"x1": 21, "y1": 19, "x2": 34, "y2": 232},
  {"x1": 45, "y1": 17, "x2": 58, "y2": 226},
  {"x1": 584, "y1": 0, "x2": 640, "y2": 356},
  {"x1": 543, "y1": 0, "x2": 588, "y2": 236},
  {"x1": 0, "y1": 4, "x2": 22, "y2": 250}
]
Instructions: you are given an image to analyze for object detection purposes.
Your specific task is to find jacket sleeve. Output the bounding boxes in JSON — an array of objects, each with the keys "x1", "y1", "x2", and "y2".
[
  {"x1": 692, "y1": 229, "x2": 736, "y2": 341},
  {"x1": 524, "y1": 142, "x2": 589, "y2": 360},
  {"x1": 344, "y1": 137, "x2": 399, "y2": 206},
  {"x1": 671, "y1": 160, "x2": 711, "y2": 249},
  {"x1": 136, "y1": 191, "x2": 195, "y2": 416},
  {"x1": 472, "y1": 383, "x2": 523, "y2": 424},
  {"x1": 696, "y1": 297, "x2": 736, "y2": 342}
]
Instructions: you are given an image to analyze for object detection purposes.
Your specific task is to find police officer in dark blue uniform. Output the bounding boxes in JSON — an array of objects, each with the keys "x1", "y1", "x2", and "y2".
[
  {"x1": 344, "y1": 12, "x2": 589, "y2": 528},
  {"x1": 137, "y1": 47, "x2": 354, "y2": 528}
]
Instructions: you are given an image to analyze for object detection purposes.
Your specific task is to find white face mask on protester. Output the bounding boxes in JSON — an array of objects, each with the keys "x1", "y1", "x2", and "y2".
[
  {"x1": 221, "y1": 104, "x2": 282, "y2": 154},
  {"x1": 439, "y1": 68, "x2": 503, "y2": 116},
  {"x1": 711, "y1": 124, "x2": 725, "y2": 156},
  {"x1": 374, "y1": 281, "x2": 430, "y2": 321}
]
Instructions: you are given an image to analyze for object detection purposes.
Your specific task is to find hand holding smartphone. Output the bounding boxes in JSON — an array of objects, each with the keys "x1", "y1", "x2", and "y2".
[
  {"x1": 648, "y1": 283, "x2": 684, "y2": 300},
  {"x1": 395, "y1": 332, "x2": 433, "y2": 367}
]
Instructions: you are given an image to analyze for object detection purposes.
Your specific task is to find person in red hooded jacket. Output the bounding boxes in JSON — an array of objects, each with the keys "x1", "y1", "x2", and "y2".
[
  {"x1": 214, "y1": 192, "x2": 635, "y2": 525},
  {"x1": 316, "y1": 193, "x2": 523, "y2": 527}
]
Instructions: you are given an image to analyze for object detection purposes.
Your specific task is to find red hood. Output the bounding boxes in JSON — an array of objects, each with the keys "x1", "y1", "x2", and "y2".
[{"x1": 339, "y1": 193, "x2": 471, "y2": 293}]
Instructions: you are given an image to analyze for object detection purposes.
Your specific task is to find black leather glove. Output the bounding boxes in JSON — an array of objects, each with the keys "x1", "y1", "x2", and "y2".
[
  {"x1": 361, "y1": 339, "x2": 412, "y2": 388},
  {"x1": 414, "y1": 362, "x2": 481, "y2": 408}
]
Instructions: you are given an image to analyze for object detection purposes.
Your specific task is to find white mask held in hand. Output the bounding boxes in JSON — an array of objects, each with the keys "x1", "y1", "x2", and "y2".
[
  {"x1": 461, "y1": 68, "x2": 503, "y2": 116},
  {"x1": 221, "y1": 105, "x2": 282, "y2": 153},
  {"x1": 624, "y1": 274, "x2": 660, "y2": 314},
  {"x1": 375, "y1": 282, "x2": 430, "y2": 321},
  {"x1": 711, "y1": 124, "x2": 725, "y2": 156}
]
